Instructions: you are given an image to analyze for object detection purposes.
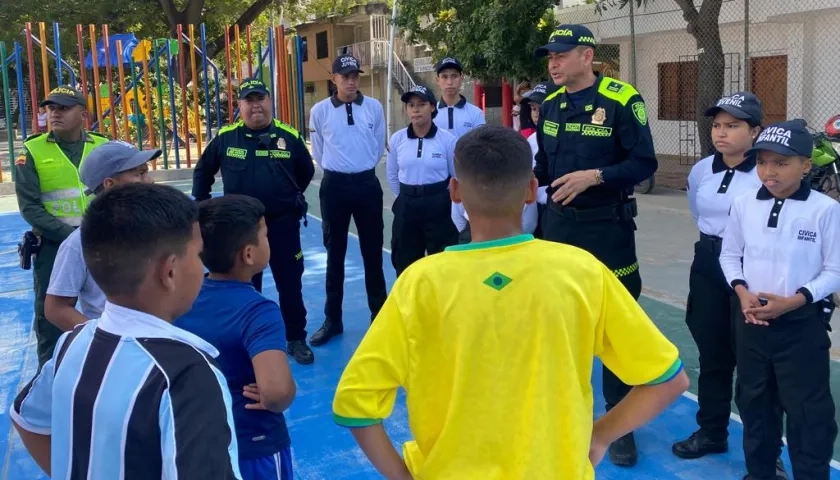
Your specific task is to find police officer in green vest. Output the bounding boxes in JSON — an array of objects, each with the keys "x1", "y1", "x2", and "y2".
[
  {"x1": 14, "y1": 86, "x2": 109, "y2": 367},
  {"x1": 533, "y1": 25, "x2": 658, "y2": 467}
]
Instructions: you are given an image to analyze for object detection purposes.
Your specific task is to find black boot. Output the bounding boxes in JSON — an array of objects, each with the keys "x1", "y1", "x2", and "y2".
[
  {"x1": 741, "y1": 457, "x2": 788, "y2": 480},
  {"x1": 309, "y1": 318, "x2": 343, "y2": 347},
  {"x1": 672, "y1": 430, "x2": 728, "y2": 459},
  {"x1": 608, "y1": 432, "x2": 637, "y2": 467}
]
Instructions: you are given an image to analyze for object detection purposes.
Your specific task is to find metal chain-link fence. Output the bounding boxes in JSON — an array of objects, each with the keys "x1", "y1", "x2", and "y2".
[{"x1": 553, "y1": 0, "x2": 840, "y2": 189}]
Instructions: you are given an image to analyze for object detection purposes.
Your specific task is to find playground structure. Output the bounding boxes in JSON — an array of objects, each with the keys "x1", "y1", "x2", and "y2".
[{"x1": 0, "y1": 21, "x2": 307, "y2": 182}]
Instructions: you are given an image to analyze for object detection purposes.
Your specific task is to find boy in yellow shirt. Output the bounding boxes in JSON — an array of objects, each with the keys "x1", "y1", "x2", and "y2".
[{"x1": 332, "y1": 124, "x2": 690, "y2": 479}]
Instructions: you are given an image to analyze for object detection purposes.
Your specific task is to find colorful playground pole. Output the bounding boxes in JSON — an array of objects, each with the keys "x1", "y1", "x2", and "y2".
[
  {"x1": 141, "y1": 44, "x2": 156, "y2": 150},
  {"x1": 234, "y1": 25, "x2": 243, "y2": 81},
  {"x1": 76, "y1": 25, "x2": 91, "y2": 130},
  {"x1": 166, "y1": 38, "x2": 181, "y2": 169},
  {"x1": 267, "y1": 27, "x2": 276, "y2": 118},
  {"x1": 53, "y1": 22, "x2": 62, "y2": 86},
  {"x1": 1, "y1": 42, "x2": 13, "y2": 182},
  {"x1": 224, "y1": 26, "x2": 233, "y2": 124},
  {"x1": 154, "y1": 40, "x2": 167, "y2": 168},
  {"x1": 130, "y1": 57, "x2": 142, "y2": 149},
  {"x1": 188, "y1": 24, "x2": 202, "y2": 153},
  {"x1": 116, "y1": 40, "x2": 130, "y2": 141},
  {"x1": 89, "y1": 25, "x2": 104, "y2": 134},
  {"x1": 24, "y1": 23, "x2": 39, "y2": 134},
  {"x1": 38, "y1": 23, "x2": 50, "y2": 99},
  {"x1": 246, "y1": 25, "x2": 253, "y2": 77},
  {"x1": 177, "y1": 24, "x2": 191, "y2": 168},
  {"x1": 296, "y1": 36, "x2": 305, "y2": 135},
  {"x1": 102, "y1": 25, "x2": 118, "y2": 139},
  {"x1": 200, "y1": 24, "x2": 212, "y2": 137},
  {"x1": 14, "y1": 43, "x2": 28, "y2": 139}
]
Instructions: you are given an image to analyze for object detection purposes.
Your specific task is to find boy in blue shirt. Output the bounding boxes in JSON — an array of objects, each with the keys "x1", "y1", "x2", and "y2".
[{"x1": 176, "y1": 194, "x2": 297, "y2": 480}]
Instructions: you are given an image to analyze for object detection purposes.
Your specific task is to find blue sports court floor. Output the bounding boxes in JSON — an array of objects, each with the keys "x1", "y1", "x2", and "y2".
[{"x1": 0, "y1": 210, "x2": 839, "y2": 479}]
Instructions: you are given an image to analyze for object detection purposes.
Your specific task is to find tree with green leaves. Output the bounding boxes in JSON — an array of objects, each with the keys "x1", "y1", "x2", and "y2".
[
  {"x1": 596, "y1": 0, "x2": 724, "y2": 156},
  {"x1": 395, "y1": 0, "x2": 557, "y2": 82}
]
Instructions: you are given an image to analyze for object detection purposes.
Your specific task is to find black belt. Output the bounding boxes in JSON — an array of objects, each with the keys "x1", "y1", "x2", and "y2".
[
  {"x1": 699, "y1": 232, "x2": 722, "y2": 244},
  {"x1": 548, "y1": 198, "x2": 637, "y2": 223},
  {"x1": 323, "y1": 168, "x2": 376, "y2": 180},
  {"x1": 399, "y1": 179, "x2": 449, "y2": 196}
]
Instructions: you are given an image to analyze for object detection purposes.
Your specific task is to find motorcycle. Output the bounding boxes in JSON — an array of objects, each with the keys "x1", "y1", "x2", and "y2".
[{"x1": 808, "y1": 114, "x2": 840, "y2": 197}]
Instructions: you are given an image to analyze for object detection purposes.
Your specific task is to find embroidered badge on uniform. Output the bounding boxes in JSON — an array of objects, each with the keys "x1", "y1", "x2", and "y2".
[
  {"x1": 276, "y1": 137, "x2": 286, "y2": 150},
  {"x1": 632, "y1": 102, "x2": 648, "y2": 126},
  {"x1": 591, "y1": 107, "x2": 606, "y2": 125},
  {"x1": 14, "y1": 148, "x2": 27, "y2": 166}
]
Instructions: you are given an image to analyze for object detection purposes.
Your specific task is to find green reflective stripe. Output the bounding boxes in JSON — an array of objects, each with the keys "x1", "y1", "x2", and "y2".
[
  {"x1": 544, "y1": 87, "x2": 566, "y2": 102},
  {"x1": 274, "y1": 119, "x2": 300, "y2": 139},
  {"x1": 646, "y1": 358, "x2": 683, "y2": 385},
  {"x1": 332, "y1": 414, "x2": 382, "y2": 428},
  {"x1": 612, "y1": 262, "x2": 639, "y2": 278},
  {"x1": 597, "y1": 76, "x2": 638, "y2": 106},
  {"x1": 218, "y1": 120, "x2": 243, "y2": 135}
]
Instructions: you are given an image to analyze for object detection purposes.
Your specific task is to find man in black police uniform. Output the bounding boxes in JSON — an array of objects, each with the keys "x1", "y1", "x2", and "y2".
[
  {"x1": 533, "y1": 24, "x2": 658, "y2": 467},
  {"x1": 192, "y1": 78, "x2": 316, "y2": 365}
]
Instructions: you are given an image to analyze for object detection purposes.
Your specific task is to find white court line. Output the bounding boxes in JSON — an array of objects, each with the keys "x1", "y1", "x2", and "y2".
[{"x1": 301, "y1": 209, "x2": 840, "y2": 469}]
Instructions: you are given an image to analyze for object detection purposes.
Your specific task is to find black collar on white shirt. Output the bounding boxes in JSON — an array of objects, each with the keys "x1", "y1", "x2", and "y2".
[
  {"x1": 711, "y1": 151, "x2": 756, "y2": 174},
  {"x1": 756, "y1": 180, "x2": 811, "y2": 228},
  {"x1": 407, "y1": 123, "x2": 438, "y2": 139},
  {"x1": 330, "y1": 92, "x2": 365, "y2": 107}
]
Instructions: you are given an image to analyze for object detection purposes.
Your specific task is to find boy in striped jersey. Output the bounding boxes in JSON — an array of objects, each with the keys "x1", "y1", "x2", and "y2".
[{"x1": 11, "y1": 183, "x2": 243, "y2": 479}]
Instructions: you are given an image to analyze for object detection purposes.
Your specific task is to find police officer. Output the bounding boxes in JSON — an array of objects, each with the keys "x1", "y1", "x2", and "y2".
[
  {"x1": 14, "y1": 85, "x2": 109, "y2": 367},
  {"x1": 192, "y1": 78, "x2": 316, "y2": 365},
  {"x1": 533, "y1": 25, "x2": 657, "y2": 467},
  {"x1": 386, "y1": 84, "x2": 458, "y2": 275},
  {"x1": 307, "y1": 54, "x2": 388, "y2": 347},
  {"x1": 433, "y1": 57, "x2": 486, "y2": 138}
]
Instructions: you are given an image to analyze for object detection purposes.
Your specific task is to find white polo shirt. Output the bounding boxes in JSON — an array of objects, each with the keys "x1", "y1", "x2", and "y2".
[
  {"x1": 434, "y1": 95, "x2": 486, "y2": 139},
  {"x1": 686, "y1": 153, "x2": 762, "y2": 237},
  {"x1": 386, "y1": 123, "x2": 457, "y2": 197},
  {"x1": 309, "y1": 92, "x2": 386, "y2": 173},
  {"x1": 720, "y1": 181, "x2": 840, "y2": 303}
]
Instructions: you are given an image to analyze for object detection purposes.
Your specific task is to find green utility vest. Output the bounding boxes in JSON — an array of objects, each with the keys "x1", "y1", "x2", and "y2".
[{"x1": 26, "y1": 133, "x2": 109, "y2": 226}]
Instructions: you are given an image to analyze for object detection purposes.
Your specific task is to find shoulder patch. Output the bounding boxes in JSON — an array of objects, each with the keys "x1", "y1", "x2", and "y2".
[
  {"x1": 15, "y1": 148, "x2": 27, "y2": 166},
  {"x1": 631, "y1": 101, "x2": 648, "y2": 126},
  {"x1": 598, "y1": 77, "x2": 639, "y2": 106}
]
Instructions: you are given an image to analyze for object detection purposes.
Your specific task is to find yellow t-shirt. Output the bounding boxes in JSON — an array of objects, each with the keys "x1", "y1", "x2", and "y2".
[{"x1": 332, "y1": 234, "x2": 682, "y2": 480}]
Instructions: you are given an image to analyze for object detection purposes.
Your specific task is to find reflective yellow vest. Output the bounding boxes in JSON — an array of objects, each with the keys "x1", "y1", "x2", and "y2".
[{"x1": 26, "y1": 133, "x2": 109, "y2": 226}]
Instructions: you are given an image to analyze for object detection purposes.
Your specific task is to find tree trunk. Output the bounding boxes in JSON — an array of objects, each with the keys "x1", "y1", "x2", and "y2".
[{"x1": 674, "y1": 0, "x2": 724, "y2": 157}]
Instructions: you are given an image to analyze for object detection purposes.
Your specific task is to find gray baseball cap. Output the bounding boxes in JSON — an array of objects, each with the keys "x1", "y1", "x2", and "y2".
[{"x1": 80, "y1": 141, "x2": 161, "y2": 194}]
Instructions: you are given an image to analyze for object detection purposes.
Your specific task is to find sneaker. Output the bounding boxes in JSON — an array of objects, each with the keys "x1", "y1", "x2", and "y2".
[{"x1": 287, "y1": 340, "x2": 314, "y2": 365}]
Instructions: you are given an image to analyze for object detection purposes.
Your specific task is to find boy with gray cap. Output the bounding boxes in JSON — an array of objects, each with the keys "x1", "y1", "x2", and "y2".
[{"x1": 44, "y1": 141, "x2": 159, "y2": 330}]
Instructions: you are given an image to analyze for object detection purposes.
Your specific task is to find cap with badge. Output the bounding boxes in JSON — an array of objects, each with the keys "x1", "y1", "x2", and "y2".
[
  {"x1": 704, "y1": 91, "x2": 763, "y2": 125},
  {"x1": 40, "y1": 86, "x2": 87, "y2": 108},
  {"x1": 435, "y1": 57, "x2": 463, "y2": 74},
  {"x1": 400, "y1": 84, "x2": 436, "y2": 105},
  {"x1": 519, "y1": 82, "x2": 557, "y2": 106},
  {"x1": 332, "y1": 54, "x2": 364, "y2": 76},
  {"x1": 238, "y1": 78, "x2": 270, "y2": 99},
  {"x1": 748, "y1": 119, "x2": 814, "y2": 158},
  {"x1": 80, "y1": 141, "x2": 162, "y2": 194},
  {"x1": 535, "y1": 25, "x2": 597, "y2": 57}
]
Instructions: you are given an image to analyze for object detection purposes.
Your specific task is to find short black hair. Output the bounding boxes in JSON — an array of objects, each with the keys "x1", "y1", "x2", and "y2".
[
  {"x1": 81, "y1": 183, "x2": 199, "y2": 297},
  {"x1": 197, "y1": 195, "x2": 265, "y2": 273},
  {"x1": 454, "y1": 125, "x2": 534, "y2": 216}
]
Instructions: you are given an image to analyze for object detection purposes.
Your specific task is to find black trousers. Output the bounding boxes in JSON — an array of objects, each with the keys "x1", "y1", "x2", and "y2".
[
  {"x1": 33, "y1": 238, "x2": 62, "y2": 368},
  {"x1": 736, "y1": 302, "x2": 837, "y2": 480},
  {"x1": 541, "y1": 201, "x2": 640, "y2": 409},
  {"x1": 251, "y1": 214, "x2": 307, "y2": 342},
  {"x1": 685, "y1": 234, "x2": 739, "y2": 440},
  {"x1": 319, "y1": 169, "x2": 387, "y2": 324},
  {"x1": 391, "y1": 181, "x2": 458, "y2": 276}
]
